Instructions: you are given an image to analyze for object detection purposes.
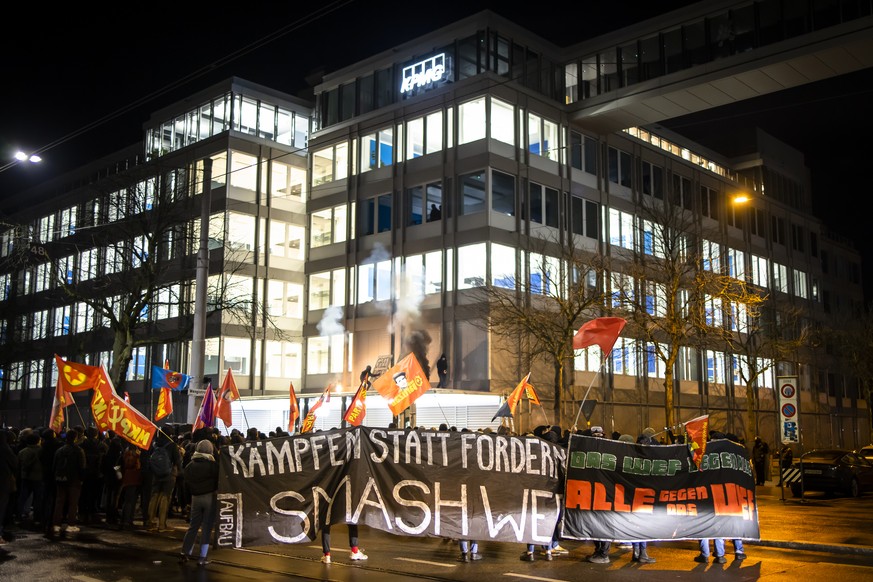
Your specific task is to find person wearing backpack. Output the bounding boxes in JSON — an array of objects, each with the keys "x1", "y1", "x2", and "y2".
[
  {"x1": 78, "y1": 427, "x2": 106, "y2": 525},
  {"x1": 51, "y1": 429, "x2": 86, "y2": 534},
  {"x1": 146, "y1": 432, "x2": 181, "y2": 532}
]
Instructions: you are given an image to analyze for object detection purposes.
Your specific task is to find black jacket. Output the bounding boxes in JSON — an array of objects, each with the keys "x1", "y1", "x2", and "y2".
[{"x1": 184, "y1": 454, "x2": 218, "y2": 495}]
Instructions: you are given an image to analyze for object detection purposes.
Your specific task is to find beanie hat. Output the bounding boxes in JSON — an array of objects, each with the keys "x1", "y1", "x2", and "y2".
[
  {"x1": 590, "y1": 426, "x2": 605, "y2": 437},
  {"x1": 643, "y1": 427, "x2": 656, "y2": 438},
  {"x1": 195, "y1": 439, "x2": 214, "y2": 454},
  {"x1": 619, "y1": 434, "x2": 635, "y2": 443}
]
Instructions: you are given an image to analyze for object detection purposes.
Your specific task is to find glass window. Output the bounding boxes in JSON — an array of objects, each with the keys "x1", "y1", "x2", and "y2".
[
  {"x1": 457, "y1": 243, "x2": 486, "y2": 289},
  {"x1": 458, "y1": 97, "x2": 486, "y2": 145},
  {"x1": 491, "y1": 243, "x2": 516, "y2": 289},
  {"x1": 459, "y1": 171, "x2": 486, "y2": 215},
  {"x1": 491, "y1": 170, "x2": 515, "y2": 216},
  {"x1": 491, "y1": 97, "x2": 514, "y2": 145}
]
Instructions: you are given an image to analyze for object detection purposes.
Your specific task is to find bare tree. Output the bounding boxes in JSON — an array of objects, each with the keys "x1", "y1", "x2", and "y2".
[
  {"x1": 716, "y1": 278, "x2": 811, "y2": 441},
  {"x1": 470, "y1": 234, "x2": 609, "y2": 426},
  {"x1": 830, "y1": 303, "x2": 873, "y2": 435},
  {"x1": 3, "y1": 161, "x2": 285, "y2": 393},
  {"x1": 613, "y1": 192, "x2": 722, "y2": 429}
]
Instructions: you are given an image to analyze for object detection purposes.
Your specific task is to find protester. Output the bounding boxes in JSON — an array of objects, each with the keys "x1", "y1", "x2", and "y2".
[
  {"x1": 752, "y1": 437, "x2": 770, "y2": 485},
  {"x1": 100, "y1": 431, "x2": 124, "y2": 528},
  {"x1": 78, "y1": 427, "x2": 106, "y2": 525},
  {"x1": 586, "y1": 425, "x2": 612, "y2": 564},
  {"x1": 16, "y1": 431, "x2": 42, "y2": 529},
  {"x1": 458, "y1": 539, "x2": 482, "y2": 562},
  {"x1": 179, "y1": 439, "x2": 219, "y2": 566},
  {"x1": 146, "y1": 432, "x2": 182, "y2": 532},
  {"x1": 321, "y1": 523, "x2": 367, "y2": 563},
  {"x1": 436, "y1": 354, "x2": 448, "y2": 387},
  {"x1": 51, "y1": 429, "x2": 86, "y2": 534},
  {"x1": 0, "y1": 429, "x2": 18, "y2": 545},
  {"x1": 38, "y1": 429, "x2": 61, "y2": 534},
  {"x1": 695, "y1": 538, "x2": 727, "y2": 563},
  {"x1": 118, "y1": 444, "x2": 143, "y2": 530}
]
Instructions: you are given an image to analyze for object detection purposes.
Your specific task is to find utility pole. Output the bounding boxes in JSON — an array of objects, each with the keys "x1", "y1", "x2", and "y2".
[{"x1": 188, "y1": 157, "x2": 213, "y2": 422}]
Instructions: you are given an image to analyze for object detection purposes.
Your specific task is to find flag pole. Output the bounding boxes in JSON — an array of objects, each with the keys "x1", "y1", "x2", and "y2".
[{"x1": 572, "y1": 356, "x2": 610, "y2": 431}]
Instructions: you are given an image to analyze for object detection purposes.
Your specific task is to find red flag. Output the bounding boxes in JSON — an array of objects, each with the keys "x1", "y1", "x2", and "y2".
[
  {"x1": 154, "y1": 387, "x2": 173, "y2": 421},
  {"x1": 684, "y1": 415, "x2": 709, "y2": 468},
  {"x1": 371, "y1": 353, "x2": 431, "y2": 416},
  {"x1": 491, "y1": 373, "x2": 537, "y2": 421},
  {"x1": 193, "y1": 381, "x2": 216, "y2": 431},
  {"x1": 343, "y1": 380, "x2": 368, "y2": 427},
  {"x1": 54, "y1": 354, "x2": 101, "y2": 393},
  {"x1": 573, "y1": 317, "x2": 627, "y2": 354},
  {"x1": 300, "y1": 385, "x2": 332, "y2": 434},
  {"x1": 288, "y1": 381, "x2": 300, "y2": 433},
  {"x1": 215, "y1": 368, "x2": 240, "y2": 426}
]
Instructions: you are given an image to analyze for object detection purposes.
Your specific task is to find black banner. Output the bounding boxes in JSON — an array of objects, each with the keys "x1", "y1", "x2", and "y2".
[
  {"x1": 216, "y1": 426, "x2": 566, "y2": 547},
  {"x1": 561, "y1": 435, "x2": 759, "y2": 542}
]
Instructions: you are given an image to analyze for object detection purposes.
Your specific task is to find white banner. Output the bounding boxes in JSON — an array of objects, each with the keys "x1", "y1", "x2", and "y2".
[{"x1": 777, "y1": 376, "x2": 799, "y2": 444}]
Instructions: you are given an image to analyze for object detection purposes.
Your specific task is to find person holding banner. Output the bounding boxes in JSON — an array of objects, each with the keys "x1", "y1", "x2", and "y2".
[
  {"x1": 320, "y1": 523, "x2": 367, "y2": 564},
  {"x1": 458, "y1": 539, "x2": 482, "y2": 562},
  {"x1": 586, "y1": 425, "x2": 613, "y2": 564}
]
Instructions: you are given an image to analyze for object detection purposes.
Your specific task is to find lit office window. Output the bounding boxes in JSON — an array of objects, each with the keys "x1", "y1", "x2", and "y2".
[
  {"x1": 405, "y1": 111, "x2": 444, "y2": 160},
  {"x1": 310, "y1": 205, "x2": 348, "y2": 247},
  {"x1": 702, "y1": 239, "x2": 720, "y2": 272},
  {"x1": 727, "y1": 247, "x2": 745, "y2": 280},
  {"x1": 458, "y1": 97, "x2": 486, "y2": 145},
  {"x1": 608, "y1": 208, "x2": 635, "y2": 250},
  {"x1": 793, "y1": 269, "x2": 808, "y2": 298},
  {"x1": 705, "y1": 350, "x2": 727, "y2": 384},
  {"x1": 224, "y1": 337, "x2": 251, "y2": 375},
  {"x1": 704, "y1": 294, "x2": 723, "y2": 327},
  {"x1": 528, "y1": 113, "x2": 559, "y2": 161},
  {"x1": 307, "y1": 336, "x2": 330, "y2": 374},
  {"x1": 360, "y1": 126, "x2": 394, "y2": 172},
  {"x1": 270, "y1": 159, "x2": 306, "y2": 203},
  {"x1": 772, "y1": 262, "x2": 789, "y2": 293},
  {"x1": 491, "y1": 98, "x2": 514, "y2": 145},
  {"x1": 751, "y1": 255, "x2": 768, "y2": 288},
  {"x1": 457, "y1": 243, "x2": 486, "y2": 289},
  {"x1": 312, "y1": 142, "x2": 348, "y2": 185},
  {"x1": 491, "y1": 244, "x2": 516, "y2": 289},
  {"x1": 229, "y1": 151, "x2": 258, "y2": 201}
]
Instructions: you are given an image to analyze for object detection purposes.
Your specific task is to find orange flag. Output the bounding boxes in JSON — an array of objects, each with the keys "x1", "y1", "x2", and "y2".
[
  {"x1": 288, "y1": 381, "x2": 300, "y2": 433},
  {"x1": 54, "y1": 354, "x2": 101, "y2": 393},
  {"x1": 49, "y1": 376, "x2": 70, "y2": 434},
  {"x1": 343, "y1": 380, "x2": 368, "y2": 427},
  {"x1": 154, "y1": 387, "x2": 173, "y2": 421},
  {"x1": 90, "y1": 368, "x2": 157, "y2": 450},
  {"x1": 371, "y1": 353, "x2": 431, "y2": 416},
  {"x1": 300, "y1": 384, "x2": 332, "y2": 434},
  {"x1": 492, "y1": 373, "x2": 537, "y2": 421},
  {"x1": 684, "y1": 415, "x2": 709, "y2": 468},
  {"x1": 215, "y1": 368, "x2": 240, "y2": 426}
]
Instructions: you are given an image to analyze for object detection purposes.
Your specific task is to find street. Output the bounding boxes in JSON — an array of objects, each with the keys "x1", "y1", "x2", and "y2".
[{"x1": 2, "y1": 485, "x2": 872, "y2": 581}]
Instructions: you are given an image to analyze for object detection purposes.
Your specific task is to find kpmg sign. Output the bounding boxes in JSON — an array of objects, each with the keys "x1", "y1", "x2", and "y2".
[{"x1": 400, "y1": 53, "x2": 448, "y2": 95}]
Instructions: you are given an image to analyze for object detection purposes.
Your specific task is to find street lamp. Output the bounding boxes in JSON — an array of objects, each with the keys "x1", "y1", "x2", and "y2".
[{"x1": 14, "y1": 151, "x2": 42, "y2": 163}]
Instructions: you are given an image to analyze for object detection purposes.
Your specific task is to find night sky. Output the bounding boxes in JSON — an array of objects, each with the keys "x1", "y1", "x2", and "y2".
[{"x1": 2, "y1": 0, "x2": 870, "y2": 298}]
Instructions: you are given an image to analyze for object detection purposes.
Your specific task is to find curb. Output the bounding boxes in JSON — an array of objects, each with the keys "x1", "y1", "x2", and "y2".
[{"x1": 751, "y1": 539, "x2": 873, "y2": 556}]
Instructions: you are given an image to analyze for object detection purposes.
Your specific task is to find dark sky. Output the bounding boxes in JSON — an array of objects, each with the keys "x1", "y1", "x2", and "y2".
[{"x1": 2, "y1": 0, "x2": 871, "y2": 297}]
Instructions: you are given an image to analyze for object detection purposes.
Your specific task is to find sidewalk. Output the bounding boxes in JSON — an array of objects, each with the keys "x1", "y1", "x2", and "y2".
[{"x1": 753, "y1": 481, "x2": 873, "y2": 556}]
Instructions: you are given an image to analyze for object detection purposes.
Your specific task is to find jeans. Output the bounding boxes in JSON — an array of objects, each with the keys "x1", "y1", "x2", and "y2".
[
  {"x1": 181, "y1": 492, "x2": 216, "y2": 557},
  {"x1": 699, "y1": 538, "x2": 725, "y2": 557},
  {"x1": 321, "y1": 523, "x2": 358, "y2": 553},
  {"x1": 459, "y1": 540, "x2": 479, "y2": 553}
]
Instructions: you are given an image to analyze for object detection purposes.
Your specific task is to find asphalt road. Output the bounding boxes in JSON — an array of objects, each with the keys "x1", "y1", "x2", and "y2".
[{"x1": 2, "y1": 484, "x2": 872, "y2": 581}]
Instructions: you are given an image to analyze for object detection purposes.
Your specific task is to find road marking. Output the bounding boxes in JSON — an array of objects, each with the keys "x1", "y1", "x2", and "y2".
[
  {"x1": 72, "y1": 577, "x2": 106, "y2": 582},
  {"x1": 503, "y1": 573, "x2": 572, "y2": 582},
  {"x1": 396, "y1": 557, "x2": 457, "y2": 568}
]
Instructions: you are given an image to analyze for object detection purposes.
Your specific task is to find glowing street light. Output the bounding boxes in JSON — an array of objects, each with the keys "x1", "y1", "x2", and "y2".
[
  {"x1": 14, "y1": 151, "x2": 42, "y2": 163},
  {"x1": 732, "y1": 193, "x2": 751, "y2": 205}
]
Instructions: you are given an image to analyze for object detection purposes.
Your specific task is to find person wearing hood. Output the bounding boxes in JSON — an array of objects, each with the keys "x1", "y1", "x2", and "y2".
[{"x1": 179, "y1": 439, "x2": 219, "y2": 566}]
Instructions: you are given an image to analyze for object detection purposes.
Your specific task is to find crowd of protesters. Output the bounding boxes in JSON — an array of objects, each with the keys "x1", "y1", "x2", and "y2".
[{"x1": 0, "y1": 420, "x2": 753, "y2": 567}]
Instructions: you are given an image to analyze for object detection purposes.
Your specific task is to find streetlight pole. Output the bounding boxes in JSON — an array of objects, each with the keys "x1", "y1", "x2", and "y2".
[{"x1": 188, "y1": 157, "x2": 213, "y2": 422}]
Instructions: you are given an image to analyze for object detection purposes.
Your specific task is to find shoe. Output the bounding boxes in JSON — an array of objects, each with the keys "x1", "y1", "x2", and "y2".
[
  {"x1": 544, "y1": 550, "x2": 553, "y2": 561},
  {"x1": 520, "y1": 552, "x2": 535, "y2": 562},
  {"x1": 52, "y1": 525, "x2": 61, "y2": 535},
  {"x1": 551, "y1": 544, "x2": 569, "y2": 555},
  {"x1": 178, "y1": 553, "x2": 190, "y2": 564},
  {"x1": 588, "y1": 554, "x2": 610, "y2": 564},
  {"x1": 638, "y1": 554, "x2": 656, "y2": 564},
  {"x1": 715, "y1": 555, "x2": 727, "y2": 564},
  {"x1": 197, "y1": 558, "x2": 210, "y2": 566},
  {"x1": 470, "y1": 552, "x2": 483, "y2": 561},
  {"x1": 458, "y1": 552, "x2": 470, "y2": 562},
  {"x1": 350, "y1": 549, "x2": 368, "y2": 561},
  {"x1": 65, "y1": 525, "x2": 80, "y2": 533},
  {"x1": 321, "y1": 554, "x2": 331, "y2": 564},
  {"x1": 694, "y1": 554, "x2": 709, "y2": 563},
  {"x1": 735, "y1": 552, "x2": 747, "y2": 561}
]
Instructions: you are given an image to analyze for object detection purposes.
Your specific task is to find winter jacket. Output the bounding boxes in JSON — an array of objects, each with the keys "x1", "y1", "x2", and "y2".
[
  {"x1": 183, "y1": 453, "x2": 219, "y2": 496},
  {"x1": 18, "y1": 443, "x2": 42, "y2": 481}
]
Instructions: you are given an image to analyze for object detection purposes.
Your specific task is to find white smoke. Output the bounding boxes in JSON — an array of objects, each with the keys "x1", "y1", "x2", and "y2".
[{"x1": 317, "y1": 305, "x2": 345, "y2": 336}]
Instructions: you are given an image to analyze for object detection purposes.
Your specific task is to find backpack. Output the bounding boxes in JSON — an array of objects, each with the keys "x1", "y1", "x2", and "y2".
[{"x1": 149, "y1": 444, "x2": 172, "y2": 478}]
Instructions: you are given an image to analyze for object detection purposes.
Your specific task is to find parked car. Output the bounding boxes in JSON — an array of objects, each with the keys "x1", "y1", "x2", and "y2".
[
  {"x1": 856, "y1": 445, "x2": 873, "y2": 463},
  {"x1": 791, "y1": 449, "x2": 873, "y2": 497}
]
